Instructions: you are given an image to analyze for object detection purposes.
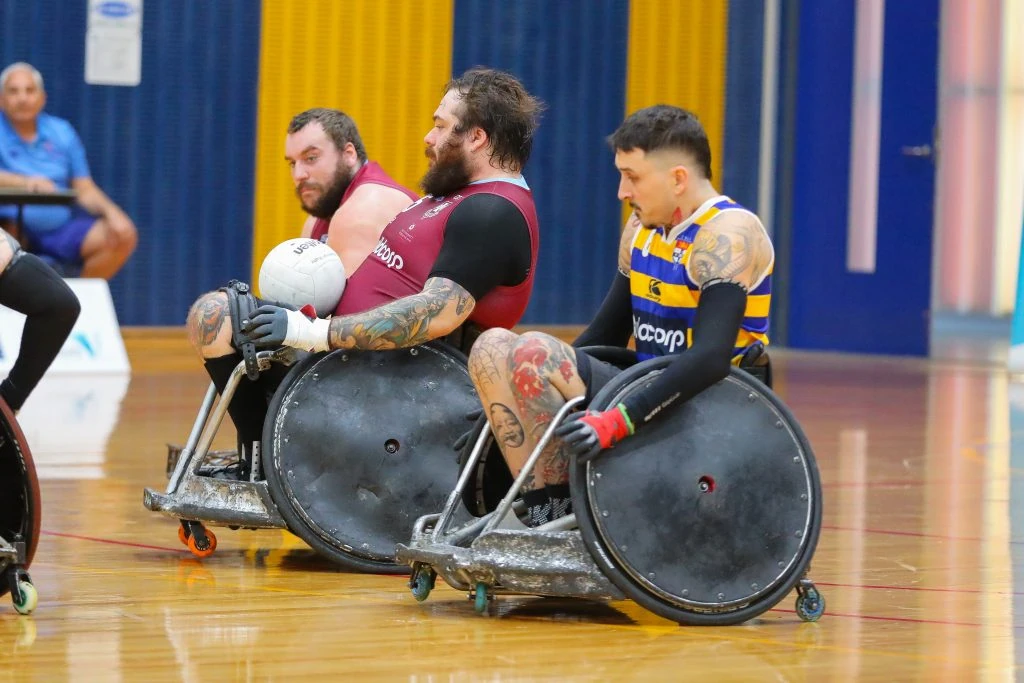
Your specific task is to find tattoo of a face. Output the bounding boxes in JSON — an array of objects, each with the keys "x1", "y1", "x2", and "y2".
[
  {"x1": 489, "y1": 403, "x2": 525, "y2": 448},
  {"x1": 327, "y1": 277, "x2": 474, "y2": 350},
  {"x1": 187, "y1": 295, "x2": 228, "y2": 349}
]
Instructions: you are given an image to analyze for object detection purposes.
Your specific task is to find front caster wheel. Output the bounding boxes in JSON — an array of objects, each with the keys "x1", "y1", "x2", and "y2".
[
  {"x1": 185, "y1": 526, "x2": 217, "y2": 559},
  {"x1": 409, "y1": 565, "x2": 436, "y2": 602},
  {"x1": 12, "y1": 581, "x2": 37, "y2": 615},
  {"x1": 795, "y1": 580, "x2": 825, "y2": 622},
  {"x1": 473, "y1": 583, "x2": 489, "y2": 614}
]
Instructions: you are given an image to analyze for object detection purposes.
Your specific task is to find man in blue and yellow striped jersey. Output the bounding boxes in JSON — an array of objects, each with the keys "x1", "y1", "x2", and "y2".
[{"x1": 467, "y1": 105, "x2": 774, "y2": 527}]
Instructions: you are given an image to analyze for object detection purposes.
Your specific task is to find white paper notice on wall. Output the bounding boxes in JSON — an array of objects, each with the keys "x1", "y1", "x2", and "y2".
[{"x1": 84, "y1": 0, "x2": 143, "y2": 87}]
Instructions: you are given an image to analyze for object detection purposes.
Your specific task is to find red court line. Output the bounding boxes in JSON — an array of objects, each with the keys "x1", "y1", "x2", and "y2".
[
  {"x1": 823, "y1": 525, "x2": 1024, "y2": 545},
  {"x1": 42, "y1": 530, "x2": 187, "y2": 554},
  {"x1": 771, "y1": 607, "x2": 1024, "y2": 630},
  {"x1": 815, "y1": 581, "x2": 1024, "y2": 596}
]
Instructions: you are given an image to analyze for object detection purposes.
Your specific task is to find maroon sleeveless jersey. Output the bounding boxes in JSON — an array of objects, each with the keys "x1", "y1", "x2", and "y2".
[
  {"x1": 335, "y1": 180, "x2": 539, "y2": 330},
  {"x1": 309, "y1": 161, "x2": 418, "y2": 242}
]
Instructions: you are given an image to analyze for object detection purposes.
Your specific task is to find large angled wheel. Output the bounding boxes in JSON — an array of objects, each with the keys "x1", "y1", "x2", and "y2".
[
  {"x1": 571, "y1": 359, "x2": 822, "y2": 625},
  {"x1": 263, "y1": 343, "x2": 478, "y2": 573},
  {"x1": 0, "y1": 398, "x2": 41, "y2": 599}
]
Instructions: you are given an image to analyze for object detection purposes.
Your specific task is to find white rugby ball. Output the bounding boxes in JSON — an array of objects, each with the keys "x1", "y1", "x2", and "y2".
[{"x1": 258, "y1": 238, "x2": 346, "y2": 317}]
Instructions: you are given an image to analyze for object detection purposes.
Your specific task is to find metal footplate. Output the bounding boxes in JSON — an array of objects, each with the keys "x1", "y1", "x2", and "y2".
[
  {"x1": 143, "y1": 477, "x2": 286, "y2": 529},
  {"x1": 142, "y1": 352, "x2": 294, "y2": 532},
  {"x1": 396, "y1": 528, "x2": 624, "y2": 600}
]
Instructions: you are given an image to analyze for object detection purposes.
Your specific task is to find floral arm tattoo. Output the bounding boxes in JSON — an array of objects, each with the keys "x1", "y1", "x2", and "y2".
[
  {"x1": 685, "y1": 213, "x2": 774, "y2": 290},
  {"x1": 327, "y1": 277, "x2": 475, "y2": 350}
]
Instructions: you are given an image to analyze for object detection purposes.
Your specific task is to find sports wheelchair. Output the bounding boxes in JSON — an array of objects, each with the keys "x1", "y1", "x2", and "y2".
[
  {"x1": 1, "y1": 399, "x2": 40, "y2": 614},
  {"x1": 395, "y1": 349, "x2": 826, "y2": 625},
  {"x1": 143, "y1": 340, "x2": 479, "y2": 573}
]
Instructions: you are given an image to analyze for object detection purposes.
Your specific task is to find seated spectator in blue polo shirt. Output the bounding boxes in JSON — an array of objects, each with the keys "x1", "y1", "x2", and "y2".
[{"x1": 0, "y1": 62, "x2": 136, "y2": 279}]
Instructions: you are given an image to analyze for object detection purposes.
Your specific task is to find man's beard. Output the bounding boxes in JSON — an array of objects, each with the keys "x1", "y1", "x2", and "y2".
[
  {"x1": 298, "y1": 160, "x2": 355, "y2": 219},
  {"x1": 420, "y1": 137, "x2": 472, "y2": 197}
]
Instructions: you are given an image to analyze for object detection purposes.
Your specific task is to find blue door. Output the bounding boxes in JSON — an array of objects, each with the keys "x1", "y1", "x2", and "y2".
[{"x1": 783, "y1": 0, "x2": 939, "y2": 356}]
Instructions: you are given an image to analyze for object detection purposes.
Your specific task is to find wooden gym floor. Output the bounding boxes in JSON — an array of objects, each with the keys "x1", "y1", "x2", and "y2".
[{"x1": 0, "y1": 327, "x2": 1019, "y2": 680}]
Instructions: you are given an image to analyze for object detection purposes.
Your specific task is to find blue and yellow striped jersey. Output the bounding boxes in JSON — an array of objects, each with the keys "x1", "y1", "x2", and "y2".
[{"x1": 629, "y1": 196, "x2": 772, "y2": 361}]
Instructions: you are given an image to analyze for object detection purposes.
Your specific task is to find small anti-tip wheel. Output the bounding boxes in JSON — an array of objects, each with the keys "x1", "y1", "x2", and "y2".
[
  {"x1": 410, "y1": 565, "x2": 436, "y2": 603},
  {"x1": 473, "y1": 583, "x2": 489, "y2": 614},
  {"x1": 12, "y1": 581, "x2": 38, "y2": 615},
  {"x1": 177, "y1": 524, "x2": 189, "y2": 546},
  {"x1": 186, "y1": 527, "x2": 218, "y2": 559},
  {"x1": 796, "y1": 589, "x2": 825, "y2": 622}
]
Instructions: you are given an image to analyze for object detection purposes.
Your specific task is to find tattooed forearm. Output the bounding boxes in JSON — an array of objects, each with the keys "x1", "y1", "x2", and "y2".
[
  {"x1": 187, "y1": 293, "x2": 228, "y2": 349},
  {"x1": 327, "y1": 277, "x2": 474, "y2": 350}
]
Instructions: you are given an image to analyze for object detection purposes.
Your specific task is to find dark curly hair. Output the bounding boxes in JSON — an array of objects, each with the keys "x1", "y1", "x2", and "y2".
[{"x1": 444, "y1": 68, "x2": 544, "y2": 171}]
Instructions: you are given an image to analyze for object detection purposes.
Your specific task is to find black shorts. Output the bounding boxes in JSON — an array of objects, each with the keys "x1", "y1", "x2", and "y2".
[{"x1": 573, "y1": 348, "x2": 627, "y2": 406}]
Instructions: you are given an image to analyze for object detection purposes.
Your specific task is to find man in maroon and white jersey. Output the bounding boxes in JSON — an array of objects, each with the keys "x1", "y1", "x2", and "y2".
[
  {"x1": 246, "y1": 68, "x2": 542, "y2": 355},
  {"x1": 184, "y1": 108, "x2": 415, "y2": 467},
  {"x1": 289, "y1": 108, "x2": 417, "y2": 275}
]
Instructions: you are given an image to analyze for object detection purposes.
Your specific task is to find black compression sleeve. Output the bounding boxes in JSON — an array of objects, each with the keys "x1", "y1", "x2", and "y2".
[
  {"x1": 619, "y1": 281, "x2": 747, "y2": 430},
  {"x1": 0, "y1": 253, "x2": 81, "y2": 411},
  {"x1": 572, "y1": 271, "x2": 633, "y2": 347},
  {"x1": 428, "y1": 193, "x2": 532, "y2": 300}
]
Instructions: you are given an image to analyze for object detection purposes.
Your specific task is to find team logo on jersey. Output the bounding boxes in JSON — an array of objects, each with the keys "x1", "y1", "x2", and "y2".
[
  {"x1": 633, "y1": 316, "x2": 687, "y2": 353},
  {"x1": 672, "y1": 245, "x2": 684, "y2": 265},
  {"x1": 422, "y1": 201, "x2": 452, "y2": 218},
  {"x1": 372, "y1": 237, "x2": 404, "y2": 270},
  {"x1": 398, "y1": 223, "x2": 416, "y2": 242}
]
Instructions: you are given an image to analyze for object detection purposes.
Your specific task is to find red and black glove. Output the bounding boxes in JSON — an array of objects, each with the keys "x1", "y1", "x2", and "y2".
[{"x1": 555, "y1": 404, "x2": 635, "y2": 463}]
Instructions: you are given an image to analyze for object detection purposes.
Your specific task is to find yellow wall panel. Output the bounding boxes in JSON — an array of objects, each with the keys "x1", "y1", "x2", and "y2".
[
  {"x1": 624, "y1": 0, "x2": 729, "y2": 186},
  {"x1": 252, "y1": 0, "x2": 454, "y2": 281}
]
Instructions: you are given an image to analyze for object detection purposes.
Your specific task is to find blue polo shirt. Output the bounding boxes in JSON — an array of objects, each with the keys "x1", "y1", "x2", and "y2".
[{"x1": 0, "y1": 112, "x2": 91, "y2": 233}]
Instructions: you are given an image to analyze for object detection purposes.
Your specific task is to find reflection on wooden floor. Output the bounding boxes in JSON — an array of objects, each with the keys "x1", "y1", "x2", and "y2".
[{"x1": 1, "y1": 328, "x2": 1020, "y2": 680}]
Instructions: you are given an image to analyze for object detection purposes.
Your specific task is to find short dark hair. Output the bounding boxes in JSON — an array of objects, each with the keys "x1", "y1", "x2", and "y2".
[
  {"x1": 288, "y1": 108, "x2": 368, "y2": 163},
  {"x1": 444, "y1": 67, "x2": 544, "y2": 171},
  {"x1": 607, "y1": 105, "x2": 712, "y2": 180}
]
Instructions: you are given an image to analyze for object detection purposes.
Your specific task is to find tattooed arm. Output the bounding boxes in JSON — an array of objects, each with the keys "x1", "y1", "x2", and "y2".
[
  {"x1": 326, "y1": 277, "x2": 474, "y2": 350},
  {"x1": 616, "y1": 211, "x2": 773, "y2": 429},
  {"x1": 686, "y1": 210, "x2": 774, "y2": 291}
]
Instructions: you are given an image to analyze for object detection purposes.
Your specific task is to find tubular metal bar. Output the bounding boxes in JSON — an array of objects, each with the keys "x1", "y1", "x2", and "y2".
[
  {"x1": 535, "y1": 512, "x2": 577, "y2": 533},
  {"x1": 166, "y1": 382, "x2": 218, "y2": 494},
  {"x1": 482, "y1": 396, "x2": 585, "y2": 535},
  {"x1": 167, "y1": 350, "x2": 285, "y2": 494},
  {"x1": 187, "y1": 359, "x2": 253, "y2": 475},
  {"x1": 431, "y1": 426, "x2": 493, "y2": 542}
]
